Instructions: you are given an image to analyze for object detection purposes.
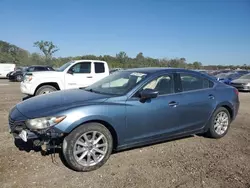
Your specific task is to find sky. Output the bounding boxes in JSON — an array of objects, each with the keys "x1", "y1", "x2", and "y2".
[{"x1": 0, "y1": 0, "x2": 249, "y2": 65}]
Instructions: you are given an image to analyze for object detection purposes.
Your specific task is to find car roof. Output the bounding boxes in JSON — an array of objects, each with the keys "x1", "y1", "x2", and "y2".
[
  {"x1": 121, "y1": 67, "x2": 218, "y2": 81},
  {"x1": 74, "y1": 60, "x2": 107, "y2": 63},
  {"x1": 123, "y1": 67, "x2": 180, "y2": 73},
  {"x1": 29, "y1": 65, "x2": 52, "y2": 67},
  {"x1": 122, "y1": 67, "x2": 203, "y2": 74}
]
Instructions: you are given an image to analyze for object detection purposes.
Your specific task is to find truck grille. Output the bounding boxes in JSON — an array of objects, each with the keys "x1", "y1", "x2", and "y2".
[{"x1": 231, "y1": 83, "x2": 245, "y2": 86}]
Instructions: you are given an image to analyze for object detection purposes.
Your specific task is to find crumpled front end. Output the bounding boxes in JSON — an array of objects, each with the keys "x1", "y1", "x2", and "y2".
[{"x1": 8, "y1": 106, "x2": 65, "y2": 152}]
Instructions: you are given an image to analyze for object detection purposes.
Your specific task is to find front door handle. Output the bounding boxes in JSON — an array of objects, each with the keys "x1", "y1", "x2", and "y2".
[
  {"x1": 208, "y1": 94, "x2": 215, "y2": 99},
  {"x1": 87, "y1": 76, "x2": 93, "y2": 78},
  {"x1": 168, "y1": 101, "x2": 179, "y2": 107}
]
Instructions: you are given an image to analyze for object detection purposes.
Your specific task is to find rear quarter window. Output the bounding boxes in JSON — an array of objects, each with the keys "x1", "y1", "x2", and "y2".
[{"x1": 94, "y1": 62, "x2": 105, "y2": 73}]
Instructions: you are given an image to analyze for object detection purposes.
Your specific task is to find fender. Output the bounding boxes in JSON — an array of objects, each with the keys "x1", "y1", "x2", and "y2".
[
  {"x1": 65, "y1": 115, "x2": 115, "y2": 133},
  {"x1": 30, "y1": 72, "x2": 65, "y2": 94},
  {"x1": 203, "y1": 101, "x2": 234, "y2": 132},
  {"x1": 35, "y1": 77, "x2": 64, "y2": 90}
]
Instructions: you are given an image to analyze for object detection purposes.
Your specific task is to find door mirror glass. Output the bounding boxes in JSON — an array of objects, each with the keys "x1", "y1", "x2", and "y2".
[
  {"x1": 67, "y1": 69, "x2": 74, "y2": 74},
  {"x1": 140, "y1": 88, "x2": 158, "y2": 99}
]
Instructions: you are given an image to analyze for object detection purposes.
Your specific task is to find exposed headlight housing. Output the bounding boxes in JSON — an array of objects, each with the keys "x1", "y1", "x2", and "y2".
[
  {"x1": 24, "y1": 75, "x2": 33, "y2": 82},
  {"x1": 26, "y1": 116, "x2": 66, "y2": 130}
]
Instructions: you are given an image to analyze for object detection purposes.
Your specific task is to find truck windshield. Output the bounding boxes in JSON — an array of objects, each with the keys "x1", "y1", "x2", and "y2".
[
  {"x1": 57, "y1": 61, "x2": 73, "y2": 72},
  {"x1": 84, "y1": 71, "x2": 148, "y2": 95},
  {"x1": 239, "y1": 74, "x2": 250, "y2": 79}
]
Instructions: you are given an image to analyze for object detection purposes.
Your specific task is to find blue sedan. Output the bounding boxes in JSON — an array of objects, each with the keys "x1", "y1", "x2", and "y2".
[
  {"x1": 216, "y1": 72, "x2": 243, "y2": 85},
  {"x1": 8, "y1": 68, "x2": 240, "y2": 172}
]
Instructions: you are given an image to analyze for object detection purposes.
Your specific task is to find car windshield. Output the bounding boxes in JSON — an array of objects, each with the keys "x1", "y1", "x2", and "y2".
[
  {"x1": 26, "y1": 67, "x2": 35, "y2": 72},
  {"x1": 239, "y1": 74, "x2": 250, "y2": 79},
  {"x1": 84, "y1": 71, "x2": 148, "y2": 95},
  {"x1": 22, "y1": 67, "x2": 28, "y2": 71},
  {"x1": 57, "y1": 61, "x2": 73, "y2": 72},
  {"x1": 237, "y1": 70, "x2": 248, "y2": 74}
]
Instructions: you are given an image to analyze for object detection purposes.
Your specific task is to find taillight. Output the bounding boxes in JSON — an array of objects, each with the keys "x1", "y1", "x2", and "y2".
[{"x1": 234, "y1": 88, "x2": 239, "y2": 95}]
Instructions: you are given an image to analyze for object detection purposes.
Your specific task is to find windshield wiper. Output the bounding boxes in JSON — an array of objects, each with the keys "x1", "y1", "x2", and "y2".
[
  {"x1": 84, "y1": 88, "x2": 93, "y2": 92},
  {"x1": 79, "y1": 87, "x2": 87, "y2": 90},
  {"x1": 82, "y1": 88, "x2": 102, "y2": 94}
]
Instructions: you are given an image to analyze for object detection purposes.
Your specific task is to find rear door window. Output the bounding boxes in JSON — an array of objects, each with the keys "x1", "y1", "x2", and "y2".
[
  {"x1": 179, "y1": 73, "x2": 213, "y2": 92},
  {"x1": 94, "y1": 62, "x2": 105, "y2": 73}
]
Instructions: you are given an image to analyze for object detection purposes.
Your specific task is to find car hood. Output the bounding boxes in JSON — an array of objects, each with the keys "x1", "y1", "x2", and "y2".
[
  {"x1": 10, "y1": 70, "x2": 21, "y2": 74},
  {"x1": 16, "y1": 89, "x2": 110, "y2": 118},
  {"x1": 231, "y1": 79, "x2": 250, "y2": 84},
  {"x1": 29, "y1": 71, "x2": 62, "y2": 77}
]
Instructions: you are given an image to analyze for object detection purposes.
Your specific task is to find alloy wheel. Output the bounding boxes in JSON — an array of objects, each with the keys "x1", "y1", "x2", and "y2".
[
  {"x1": 214, "y1": 111, "x2": 229, "y2": 135},
  {"x1": 73, "y1": 131, "x2": 108, "y2": 167}
]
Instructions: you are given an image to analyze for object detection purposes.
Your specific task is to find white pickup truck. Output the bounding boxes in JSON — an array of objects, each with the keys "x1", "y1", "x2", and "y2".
[{"x1": 20, "y1": 60, "x2": 109, "y2": 96}]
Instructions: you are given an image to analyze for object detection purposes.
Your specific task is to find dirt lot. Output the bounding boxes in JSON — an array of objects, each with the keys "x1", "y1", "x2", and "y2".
[{"x1": 0, "y1": 79, "x2": 249, "y2": 188}]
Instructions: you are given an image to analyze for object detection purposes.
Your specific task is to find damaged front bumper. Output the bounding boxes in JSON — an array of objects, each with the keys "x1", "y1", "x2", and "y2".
[{"x1": 9, "y1": 115, "x2": 65, "y2": 152}]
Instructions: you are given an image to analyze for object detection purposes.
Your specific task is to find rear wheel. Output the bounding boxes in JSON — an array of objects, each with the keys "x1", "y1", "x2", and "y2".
[
  {"x1": 206, "y1": 107, "x2": 231, "y2": 138},
  {"x1": 35, "y1": 85, "x2": 57, "y2": 95},
  {"x1": 62, "y1": 123, "x2": 113, "y2": 172}
]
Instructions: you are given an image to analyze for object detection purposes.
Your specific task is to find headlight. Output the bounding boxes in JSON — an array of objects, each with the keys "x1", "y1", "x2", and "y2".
[
  {"x1": 246, "y1": 83, "x2": 250, "y2": 86},
  {"x1": 26, "y1": 116, "x2": 66, "y2": 130},
  {"x1": 24, "y1": 75, "x2": 33, "y2": 82}
]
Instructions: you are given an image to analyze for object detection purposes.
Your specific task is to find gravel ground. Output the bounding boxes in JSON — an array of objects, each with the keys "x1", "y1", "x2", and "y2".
[{"x1": 0, "y1": 79, "x2": 249, "y2": 188}]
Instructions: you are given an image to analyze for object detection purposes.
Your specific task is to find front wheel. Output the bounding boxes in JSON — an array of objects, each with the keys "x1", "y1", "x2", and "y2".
[
  {"x1": 206, "y1": 107, "x2": 231, "y2": 138},
  {"x1": 62, "y1": 123, "x2": 113, "y2": 172},
  {"x1": 35, "y1": 85, "x2": 57, "y2": 95}
]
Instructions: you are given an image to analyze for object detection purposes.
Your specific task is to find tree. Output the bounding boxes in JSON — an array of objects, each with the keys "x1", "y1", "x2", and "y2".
[
  {"x1": 0, "y1": 40, "x2": 29, "y2": 65},
  {"x1": 180, "y1": 57, "x2": 186, "y2": 62},
  {"x1": 192, "y1": 61, "x2": 202, "y2": 69},
  {"x1": 136, "y1": 52, "x2": 144, "y2": 61},
  {"x1": 33, "y1": 40, "x2": 59, "y2": 59},
  {"x1": 116, "y1": 51, "x2": 128, "y2": 67}
]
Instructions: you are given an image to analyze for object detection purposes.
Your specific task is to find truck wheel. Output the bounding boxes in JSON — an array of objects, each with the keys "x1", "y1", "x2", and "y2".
[
  {"x1": 62, "y1": 122, "x2": 113, "y2": 172},
  {"x1": 206, "y1": 107, "x2": 231, "y2": 139},
  {"x1": 16, "y1": 75, "x2": 23, "y2": 82},
  {"x1": 35, "y1": 85, "x2": 57, "y2": 95}
]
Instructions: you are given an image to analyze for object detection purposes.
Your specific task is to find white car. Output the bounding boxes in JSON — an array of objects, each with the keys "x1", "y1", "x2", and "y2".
[{"x1": 20, "y1": 60, "x2": 109, "y2": 96}]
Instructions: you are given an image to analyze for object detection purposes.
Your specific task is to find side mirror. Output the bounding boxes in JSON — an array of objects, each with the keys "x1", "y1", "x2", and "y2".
[
  {"x1": 139, "y1": 88, "x2": 158, "y2": 100},
  {"x1": 68, "y1": 69, "x2": 74, "y2": 75}
]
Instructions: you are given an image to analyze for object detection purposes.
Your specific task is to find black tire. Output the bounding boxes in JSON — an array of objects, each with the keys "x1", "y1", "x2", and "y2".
[
  {"x1": 16, "y1": 75, "x2": 23, "y2": 82},
  {"x1": 62, "y1": 122, "x2": 113, "y2": 172},
  {"x1": 35, "y1": 85, "x2": 57, "y2": 95},
  {"x1": 206, "y1": 107, "x2": 231, "y2": 139}
]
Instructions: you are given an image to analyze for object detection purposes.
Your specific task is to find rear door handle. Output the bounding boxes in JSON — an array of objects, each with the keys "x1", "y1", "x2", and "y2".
[
  {"x1": 168, "y1": 101, "x2": 179, "y2": 107},
  {"x1": 87, "y1": 76, "x2": 93, "y2": 78},
  {"x1": 208, "y1": 94, "x2": 215, "y2": 99}
]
